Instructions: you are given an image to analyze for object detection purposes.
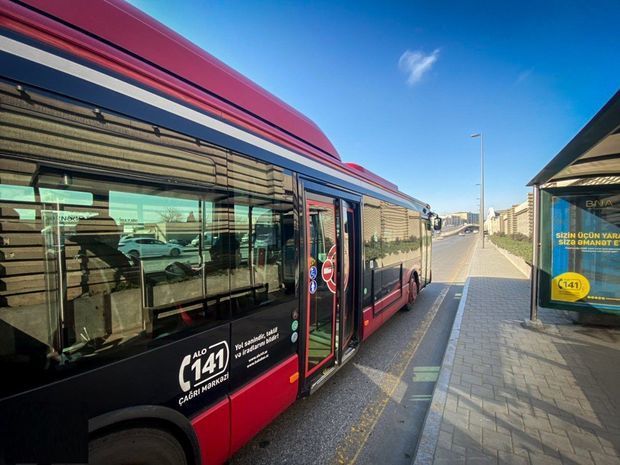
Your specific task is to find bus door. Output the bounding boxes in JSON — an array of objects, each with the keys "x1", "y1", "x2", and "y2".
[
  {"x1": 425, "y1": 222, "x2": 433, "y2": 284},
  {"x1": 421, "y1": 219, "x2": 432, "y2": 285},
  {"x1": 340, "y1": 201, "x2": 356, "y2": 352},
  {"x1": 302, "y1": 189, "x2": 359, "y2": 389},
  {"x1": 305, "y1": 197, "x2": 337, "y2": 380}
]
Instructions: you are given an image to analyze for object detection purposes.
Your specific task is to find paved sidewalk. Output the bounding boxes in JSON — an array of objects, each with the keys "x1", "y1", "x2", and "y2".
[{"x1": 414, "y1": 240, "x2": 620, "y2": 465}]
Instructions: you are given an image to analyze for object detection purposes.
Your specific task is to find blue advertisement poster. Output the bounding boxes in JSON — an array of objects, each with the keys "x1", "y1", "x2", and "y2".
[{"x1": 550, "y1": 191, "x2": 620, "y2": 312}]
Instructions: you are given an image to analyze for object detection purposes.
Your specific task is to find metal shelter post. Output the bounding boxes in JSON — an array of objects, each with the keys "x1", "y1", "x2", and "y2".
[{"x1": 528, "y1": 184, "x2": 542, "y2": 326}]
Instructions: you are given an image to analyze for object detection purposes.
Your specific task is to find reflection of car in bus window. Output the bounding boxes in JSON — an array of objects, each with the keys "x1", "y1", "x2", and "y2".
[
  {"x1": 118, "y1": 238, "x2": 181, "y2": 258},
  {"x1": 189, "y1": 232, "x2": 213, "y2": 248}
]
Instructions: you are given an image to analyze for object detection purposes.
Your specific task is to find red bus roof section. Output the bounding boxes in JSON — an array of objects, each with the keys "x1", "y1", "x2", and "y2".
[
  {"x1": 16, "y1": 0, "x2": 340, "y2": 161},
  {"x1": 344, "y1": 163, "x2": 399, "y2": 192},
  {"x1": 5, "y1": 0, "x2": 429, "y2": 209}
]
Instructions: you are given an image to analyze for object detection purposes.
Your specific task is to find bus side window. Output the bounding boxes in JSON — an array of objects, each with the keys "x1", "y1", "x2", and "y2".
[
  {"x1": 0, "y1": 162, "x2": 235, "y2": 397},
  {"x1": 0, "y1": 161, "x2": 57, "y2": 398},
  {"x1": 229, "y1": 197, "x2": 296, "y2": 317},
  {"x1": 227, "y1": 151, "x2": 297, "y2": 320}
]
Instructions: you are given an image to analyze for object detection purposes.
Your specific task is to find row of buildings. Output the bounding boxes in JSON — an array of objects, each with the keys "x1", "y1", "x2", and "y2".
[
  {"x1": 441, "y1": 211, "x2": 479, "y2": 229},
  {"x1": 441, "y1": 202, "x2": 534, "y2": 238},
  {"x1": 485, "y1": 193, "x2": 534, "y2": 238}
]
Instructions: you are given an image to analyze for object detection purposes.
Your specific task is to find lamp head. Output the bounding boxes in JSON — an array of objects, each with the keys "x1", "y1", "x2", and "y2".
[{"x1": 470, "y1": 133, "x2": 481, "y2": 138}]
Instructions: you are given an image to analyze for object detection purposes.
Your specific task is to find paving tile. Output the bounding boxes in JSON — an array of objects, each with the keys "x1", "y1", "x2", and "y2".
[
  {"x1": 473, "y1": 385, "x2": 496, "y2": 400},
  {"x1": 483, "y1": 399, "x2": 509, "y2": 415},
  {"x1": 548, "y1": 414, "x2": 581, "y2": 434},
  {"x1": 559, "y1": 451, "x2": 595, "y2": 465},
  {"x1": 589, "y1": 451, "x2": 620, "y2": 465},
  {"x1": 498, "y1": 451, "x2": 530, "y2": 465},
  {"x1": 454, "y1": 426, "x2": 484, "y2": 450},
  {"x1": 497, "y1": 413, "x2": 526, "y2": 433},
  {"x1": 566, "y1": 431, "x2": 604, "y2": 453},
  {"x1": 437, "y1": 430, "x2": 453, "y2": 449},
  {"x1": 453, "y1": 444, "x2": 468, "y2": 455},
  {"x1": 446, "y1": 410, "x2": 471, "y2": 429},
  {"x1": 468, "y1": 455, "x2": 500, "y2": 465},
  {"x1": 440, "y1": 422, "x2": 455, "y2": 434},
  {"x1": 539, "y1": 431, "x2": 574, "y2": 455},
  {"x1": 523, "y1": 414, "x2": 554, "y2": 433},
  {"x1": 511, "y1": 430, "x2": 544, "y2": 455},
  {"x1": 483, "y1": 428, "x2": 513, "y2": 453},
  {"x1": 435, "y1": 445, "x2": 466, "y2": 462},
  {"x1": 601, "y1": 447, "x2": 620, "y2": 458},
  {"x1": 435, "y1": 459, "x2": 466, "y2": 465},
  {"x1": 470, "y1": 411, "x2": 497, "y2": 430},
  {"x1": 528, "y1": 453, "x2": 563, "y2": 465}
]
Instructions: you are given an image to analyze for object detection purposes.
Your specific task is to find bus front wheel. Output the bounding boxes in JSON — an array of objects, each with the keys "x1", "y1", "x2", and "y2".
[{"x1": 89, "y1": 427, "x2": 188, "y2": 465}]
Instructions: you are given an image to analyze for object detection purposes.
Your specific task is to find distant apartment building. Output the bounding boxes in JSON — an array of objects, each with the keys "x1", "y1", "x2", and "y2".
[
  {"x1": 485, "y1": 193, "x2": 534, "y2": 237},
  {"x1": 442, "y1": 211, "x2": 479, "y2": 228}
]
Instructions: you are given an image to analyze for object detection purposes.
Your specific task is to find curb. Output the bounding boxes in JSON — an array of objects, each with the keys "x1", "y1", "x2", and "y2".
[{"x1": 411, "y1": 276, "x2": 471, "y2": 465}]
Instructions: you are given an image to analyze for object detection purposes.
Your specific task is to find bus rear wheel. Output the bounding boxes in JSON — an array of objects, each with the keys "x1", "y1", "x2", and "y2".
[
  {"x1": 89, "y1": 427, "x2": 188, "y2": 465},
  {"x1": 403, "y1": 277, "x2": 418, "y2": 312}
]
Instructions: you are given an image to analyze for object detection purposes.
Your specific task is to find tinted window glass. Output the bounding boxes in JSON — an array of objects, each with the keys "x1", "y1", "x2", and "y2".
[
  {"x1": 362, "y1": 195, "x2": 423, "y2": 308},
  {"x1": 0, "y1": 164, "x2": 233, "y2": 397},
  {"x1": 0, "y1": 160, "x2": 56, "y2": 397},
  {"x1": 226, "y1": 152, "x2": 298, "y2": 388},
  {"x1": 0, "y1": 81, "x2": 235, "y2": 396},
  {"x1": 227, "y1": 152, "x2": 296, "y2": 317}
]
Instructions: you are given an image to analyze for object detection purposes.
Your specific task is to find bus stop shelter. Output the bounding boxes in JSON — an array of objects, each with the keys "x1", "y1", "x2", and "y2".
[{"x1": 528, "y1": 90, "x2": 620, "y2": 324}]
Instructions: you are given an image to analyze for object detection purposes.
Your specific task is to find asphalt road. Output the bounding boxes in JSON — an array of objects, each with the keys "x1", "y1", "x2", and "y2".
[{"x1": 230, "y1": 235, "x2": 477, "y2": 465}]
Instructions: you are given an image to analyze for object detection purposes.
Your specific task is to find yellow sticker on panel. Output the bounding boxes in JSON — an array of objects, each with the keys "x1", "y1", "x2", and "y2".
[{"x1": 551, "y1": 272, "x2": 590, "y2": 302}]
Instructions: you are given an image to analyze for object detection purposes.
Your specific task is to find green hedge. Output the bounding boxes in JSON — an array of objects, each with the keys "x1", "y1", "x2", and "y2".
[{"x1": 488, "y1": 233, "x2": 533, "y2": 264}]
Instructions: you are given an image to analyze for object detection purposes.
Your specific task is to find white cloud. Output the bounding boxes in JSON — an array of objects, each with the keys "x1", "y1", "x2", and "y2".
[
  {"x1": 398, "y1": 49, "x2": 440, "y2": 85},
  {"x1": 515, "y1": 68, "x2": 533, "y2": 84}
]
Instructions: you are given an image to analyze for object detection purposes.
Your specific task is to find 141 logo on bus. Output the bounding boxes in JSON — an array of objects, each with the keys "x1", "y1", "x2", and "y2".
[{"x1": 178, "y1": 341, "x2": 229, "y2": 404}]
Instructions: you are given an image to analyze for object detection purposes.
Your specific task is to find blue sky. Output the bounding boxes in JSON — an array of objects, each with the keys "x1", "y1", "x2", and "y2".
[{"x1": 128, "y1": 0, "x2": 619, "y2": 215}]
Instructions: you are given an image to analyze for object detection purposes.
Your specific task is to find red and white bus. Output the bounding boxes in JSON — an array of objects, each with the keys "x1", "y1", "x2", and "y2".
[{"x1": 0, "y1": 1, "x2": 440, "y2": 463}]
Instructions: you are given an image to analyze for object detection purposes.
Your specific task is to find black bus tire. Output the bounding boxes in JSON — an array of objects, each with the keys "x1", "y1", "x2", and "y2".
[
  {"x1": 89, "y1": 427, "x2": 188, "y2": 465},
  {"x1": 403, "y1": 277, "x2": 418, "y2": 312}
]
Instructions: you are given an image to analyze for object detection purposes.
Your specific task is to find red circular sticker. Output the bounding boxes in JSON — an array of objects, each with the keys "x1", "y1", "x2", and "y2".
[
  {"x1": 327, "y1": 244, "x2": 337, "y2": 262},
  {"x1": 321, "y1": 259, "x2": 334, "y2": 282},
  {"x1": 326, "y1": 278, "x2": 337, "y2": 294},
  {"x1": 322, "y1": 244, "x2": 337, "y2": 294}
]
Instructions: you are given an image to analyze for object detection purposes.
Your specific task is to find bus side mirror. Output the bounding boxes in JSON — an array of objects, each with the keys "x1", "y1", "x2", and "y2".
[{"x1": 433, "y1": 217, "x2": 443, "y2": 231}]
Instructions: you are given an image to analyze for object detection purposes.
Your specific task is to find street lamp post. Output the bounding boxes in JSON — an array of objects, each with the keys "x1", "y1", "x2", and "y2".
[{"x1": 471, "y1": 133, "x2": 484, "y2": 248}]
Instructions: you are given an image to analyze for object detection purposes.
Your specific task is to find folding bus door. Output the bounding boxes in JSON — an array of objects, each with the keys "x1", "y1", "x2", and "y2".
[
  {"x1": 304, "y1": 197, "x2": 338, "y2": 377},
  {"x1": 301, "y1": 188, "x2": 360, "y2": 390}
]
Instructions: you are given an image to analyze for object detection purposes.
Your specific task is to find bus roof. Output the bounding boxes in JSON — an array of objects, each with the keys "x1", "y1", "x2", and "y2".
[
  {"x1": 11, "y1": 0, "x2": 340, "y2": 162},
  {"x1": 4, "y1": 0, "x2": 430, "y2": 212}
]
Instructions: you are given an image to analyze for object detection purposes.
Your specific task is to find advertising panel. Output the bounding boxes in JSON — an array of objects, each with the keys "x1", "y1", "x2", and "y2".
[{"x1": 549, "y1": 190, "x2": 620, "y2": 312}]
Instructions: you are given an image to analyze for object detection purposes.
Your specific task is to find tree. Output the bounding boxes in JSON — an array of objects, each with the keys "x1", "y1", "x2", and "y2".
[{"x1": 158, "y1": 207, "x2": 183, "y2": 223}]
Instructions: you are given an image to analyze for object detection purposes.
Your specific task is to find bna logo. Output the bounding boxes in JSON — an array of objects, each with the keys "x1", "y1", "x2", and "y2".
[{"x1": 585, "y1": 199, "x2": 613, "y2": 208}]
